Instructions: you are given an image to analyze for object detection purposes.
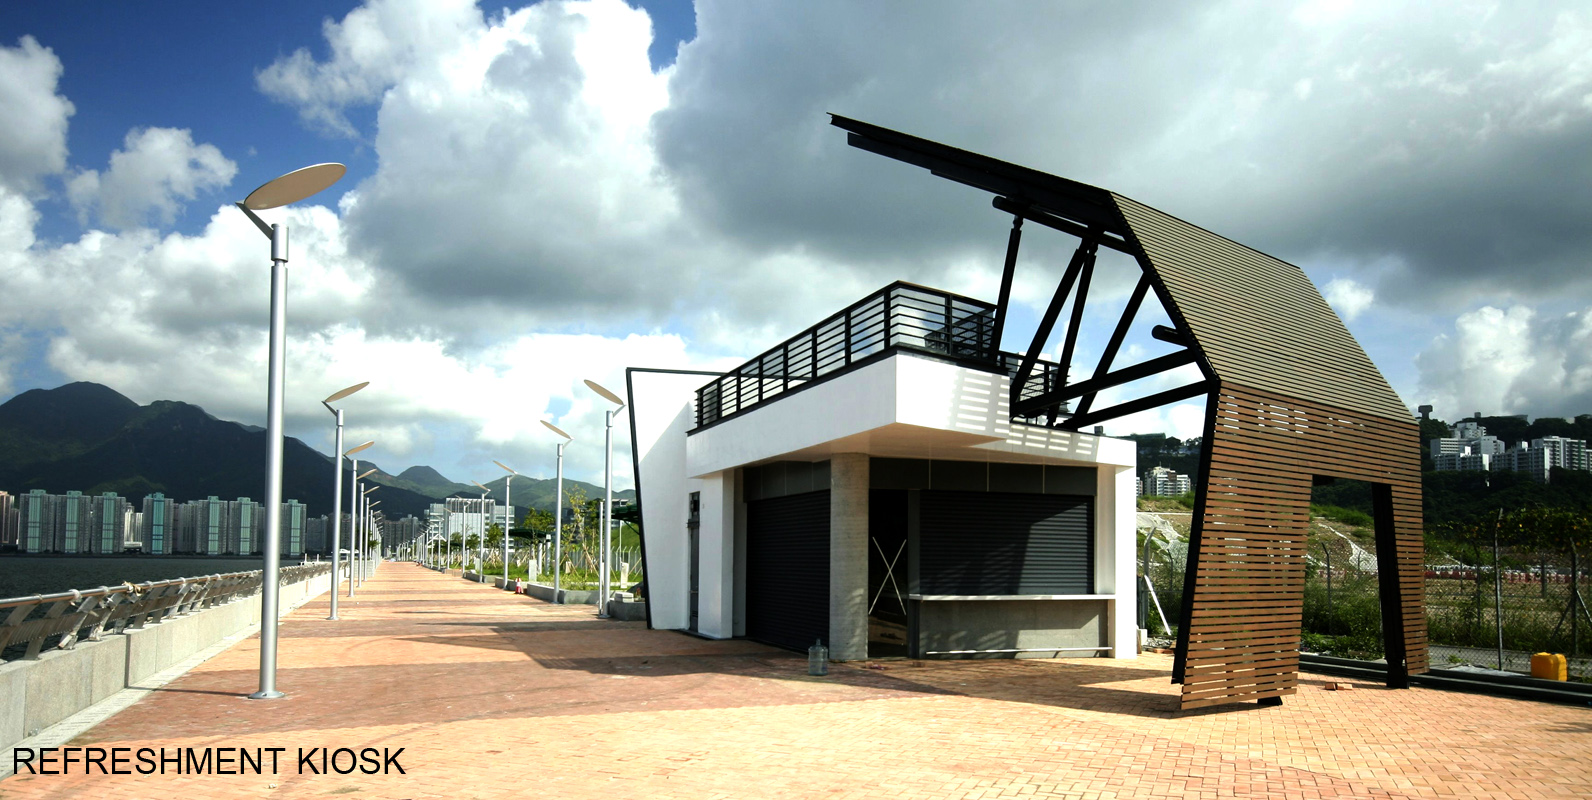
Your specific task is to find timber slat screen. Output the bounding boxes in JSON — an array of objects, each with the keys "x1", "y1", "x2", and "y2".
[
  {"x1": 832, "y1": 113, "x2": 1427, "y2": 710},
  {"x1": 1121, "y1": 198, "x2": 1429, "y2": 708}
]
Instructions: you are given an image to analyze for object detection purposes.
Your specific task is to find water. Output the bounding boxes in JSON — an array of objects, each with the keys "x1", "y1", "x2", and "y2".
[{"x1": 0, "y1": 555, "x2": 301, "y2": 599}]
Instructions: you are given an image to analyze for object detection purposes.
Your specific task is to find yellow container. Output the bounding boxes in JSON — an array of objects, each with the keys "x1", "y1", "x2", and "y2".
[{"x1": 1530, "y1": 652, "x2": 1567, "y2": 681}]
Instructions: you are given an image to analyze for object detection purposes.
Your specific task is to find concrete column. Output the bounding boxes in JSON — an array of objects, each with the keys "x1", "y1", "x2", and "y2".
[
  {"x1": 1102, "y1": 464, "x2": 1139, "y2": 659},
  {"x1": 829, "y1": 453, "x2": 869, "y2": 661},
  {"x1": 697, "y1": 471, "x2": 737, "y2": 639}
]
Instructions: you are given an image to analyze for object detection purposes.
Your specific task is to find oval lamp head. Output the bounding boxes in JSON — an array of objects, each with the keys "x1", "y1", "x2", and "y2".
[
  {"x1": 345, "y1": 440, "x2": 375, "y2": 456},
  {"x1": 364, "y1": 484, "x2": 379, "y2": 494},
  {"x1": 494, "y1": 460, "x2": 516, "y2": 475},
  {"x1": 584, "y1": 379, "x2": 625, "y2": 407},
  {"x1": 324, "y1": 381, "x2": 369, "y2": 404},
  {"x1": 357, "y1": 468, "x2": 378, "y2": 480},
  {"x1": 243, "y1": 163, "x2": 346, "y2": 210},
  {"x1": 472, "y1": 481, "x2": 491, "y2": 493},
  {"x1": 540, "y1": 420, "x2": 572, "y2": 440}
]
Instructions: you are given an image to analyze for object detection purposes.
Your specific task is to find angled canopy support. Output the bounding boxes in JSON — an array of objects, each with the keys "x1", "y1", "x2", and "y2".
[
  {"x1": 834, "y1": 113, "x2": 1428, "y2": 710},
  {"x1": 1074, "y1": 275, "x2": 1151, "y2": 417}
]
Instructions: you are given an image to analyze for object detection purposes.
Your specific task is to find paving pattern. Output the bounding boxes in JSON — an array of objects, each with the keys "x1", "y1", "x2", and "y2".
[{"x1": 4, "y1": 562, "x2": 1588, "y2": 799}]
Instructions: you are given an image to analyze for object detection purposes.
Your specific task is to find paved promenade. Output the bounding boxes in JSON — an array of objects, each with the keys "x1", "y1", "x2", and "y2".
[{"x1": 4, "y1": 562, "x2": 1588, "y2": 799}]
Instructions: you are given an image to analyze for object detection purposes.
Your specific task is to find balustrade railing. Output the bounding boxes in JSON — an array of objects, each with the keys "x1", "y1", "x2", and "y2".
[
  {"x1": 0, "y1": 562, "x2": 333, "y2": 663},
  {"x1": 694, "y1": 282, "x2": 1068, "y2": 429}
]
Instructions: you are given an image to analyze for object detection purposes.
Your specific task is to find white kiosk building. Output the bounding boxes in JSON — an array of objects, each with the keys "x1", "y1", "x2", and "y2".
[{"x1": 629, "y1": 282, "x2": 1137, "y2": 662}]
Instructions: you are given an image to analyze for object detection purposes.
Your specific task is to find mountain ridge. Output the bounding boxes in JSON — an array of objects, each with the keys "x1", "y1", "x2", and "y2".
[{"x1": 0, "y1": 382, "x2": 629, "y2": 520}]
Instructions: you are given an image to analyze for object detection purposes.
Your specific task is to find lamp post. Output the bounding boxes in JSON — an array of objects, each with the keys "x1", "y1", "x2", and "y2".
[
  {"x1": 360, "y1": 484, "x2": 379, "y2": 586},
  {"x1": 495, "y1": 461, "x2": 517, "y2": 590},
  {"x1": 368, "y1": 499, "x2": 382, "y2": 577},
  {"x1": 353, "y1": 475, "x2": 377, "y2": 592},
  {"x1": 540, "y1": 420, "x2": 573, "y2": 595},
  {"x1": 471, "y1": 481, "x2": 492, "y2": 583},
  {"x1": 585, "y1": 380, "x2": 626, "y2": 617},
  {"x1": 234, "y1": 162, "x2": 345, "y2": 700},
  {"x1": 322, "y1": 385, "x2": 369, "y2": 621}
]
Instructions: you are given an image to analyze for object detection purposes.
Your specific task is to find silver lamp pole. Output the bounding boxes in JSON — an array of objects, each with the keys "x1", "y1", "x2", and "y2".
[
  {"x1": 361, "y1": 484, "x2": 380, "y2": 585},
  {"x1": 322, "y1": 390, "x2": 369, "y2": 621},
  {"x1": 496, "y1": 461, "x2": 517, "y2": 590},
  {"x1": 234, "y1": 162, "x2": 345, "y2": 701},
  {"x1": 351, "y1": 469, "x2": 376, "y2": 593},
  {"x1": 585, "y1": 380, "x2": 626, "y2": 618},
  {"x1": 368, "y1": 500, "x2": 381, "y2": 577},
  {"x1": 541, "y1": 421, "x2": 572, "y2": 595},
  {"x1": 471, "y1": 481, "x2": 491, "y2": 583}
]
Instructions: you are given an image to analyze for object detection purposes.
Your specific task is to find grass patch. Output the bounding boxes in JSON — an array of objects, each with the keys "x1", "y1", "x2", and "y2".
[{"x1": 1311, "y1": 503, "x2": 1373, "y2": 528}]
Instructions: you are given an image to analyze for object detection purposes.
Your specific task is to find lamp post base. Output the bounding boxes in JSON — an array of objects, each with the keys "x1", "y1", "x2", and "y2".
[{"x1": 248, "y1": 690, "x2": 286, "y2": 700}]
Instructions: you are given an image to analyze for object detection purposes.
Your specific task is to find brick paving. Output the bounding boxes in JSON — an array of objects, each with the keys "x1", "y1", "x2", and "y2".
[{"x1": 4, "y1": 562, "x2": 1588, "y2": 799}]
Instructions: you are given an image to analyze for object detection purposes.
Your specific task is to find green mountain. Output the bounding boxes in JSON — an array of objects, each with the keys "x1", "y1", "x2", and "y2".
[
  {"x1": 460, "y1": 473, "x2": 634, "y2": 514},
  {"x1": 0, "y1": 382, "x2": 437, "y2": 519}
]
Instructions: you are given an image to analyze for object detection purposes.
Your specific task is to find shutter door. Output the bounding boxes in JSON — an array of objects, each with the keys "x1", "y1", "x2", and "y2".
[
  {"x1": 746, "y1": 490, "x2": 830, "y2": 651},
  {"x1": 919, "y1": 491, "x2": 1093, "y2": 595}
]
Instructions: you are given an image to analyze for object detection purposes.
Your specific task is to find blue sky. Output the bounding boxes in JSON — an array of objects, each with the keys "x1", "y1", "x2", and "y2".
[{"x1": 2, "y1": 1, "x2": 1590, "y2": 491}]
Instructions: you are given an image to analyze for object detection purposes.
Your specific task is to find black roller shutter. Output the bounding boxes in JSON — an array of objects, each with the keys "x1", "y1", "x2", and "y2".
[
  {"x1": 746, "y1": 490, "x2": 830, "y2": 651},
  {"x1": 919, "y1": 491, "x2": 1092, "y2": 595}
]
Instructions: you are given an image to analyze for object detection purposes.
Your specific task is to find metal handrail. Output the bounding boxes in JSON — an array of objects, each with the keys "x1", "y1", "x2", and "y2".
[
  {"x1": 0, "y1": 562, "x2": 335, "y2": 663},
  {"x1": 695, "y1": 281, "x2": 1025, "y2": 429}
]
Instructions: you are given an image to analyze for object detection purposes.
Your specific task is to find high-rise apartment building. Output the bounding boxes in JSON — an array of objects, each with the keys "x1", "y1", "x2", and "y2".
[
  {"x1": 0, "y1": 491, "x2": 16, "y2": 547},
  {"x1": 141, "y1": 492, "x2": 173, "y2": 553},
  {"x1": 90, "y1": 492, "x2": 131, "y2": 553},
  {"x1": 1143, "y1": 466, "x2": 1192, "y2": 497}
]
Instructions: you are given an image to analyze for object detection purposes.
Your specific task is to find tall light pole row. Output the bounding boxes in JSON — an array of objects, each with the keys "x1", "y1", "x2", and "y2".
[{"x1": 445, "y1": 379, "x2": 624, "y2": 611}]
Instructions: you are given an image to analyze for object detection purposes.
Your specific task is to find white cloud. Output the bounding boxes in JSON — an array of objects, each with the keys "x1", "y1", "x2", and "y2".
[
  {"x1": 10, "y1": 0, "x2": 1592, "y2": 494},
  {"x1": 1323, "y1": 277, "x2": 1374, "y2": 321},
  {"x1": 66, "y1": 127, "x2": 237, "y2": 230},
  {"x1": 0, "y1": 36, "x2": 74, "y2": 193},
  {"x1": 255, "y1": 0, "x2": 484, "y2": 138},
  {"x1": 1416, "y1": 304, "x2": 1592, "y2": 422}
]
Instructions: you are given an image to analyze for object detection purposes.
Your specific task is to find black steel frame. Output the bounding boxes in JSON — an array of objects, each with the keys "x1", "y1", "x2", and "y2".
[{"x1": 831, "y1": 114, "x2": 1208, "y2": 432}]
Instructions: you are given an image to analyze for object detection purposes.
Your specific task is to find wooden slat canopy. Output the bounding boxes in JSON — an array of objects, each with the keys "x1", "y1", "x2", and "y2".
[{"x1": 833, "y1": 114, "x2": 1428, "y2": 710}]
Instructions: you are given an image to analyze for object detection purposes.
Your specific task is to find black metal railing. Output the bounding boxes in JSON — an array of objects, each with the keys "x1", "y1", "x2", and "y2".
[{"x1": 694, "y1": 282, "x2": 1068, "y2": 429}]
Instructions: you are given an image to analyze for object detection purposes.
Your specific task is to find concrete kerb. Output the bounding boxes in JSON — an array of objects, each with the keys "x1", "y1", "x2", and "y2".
[
  {"x1": 0, "y1": 567, "x2": 336, "y2": 775},
  {"x1": 457, "y1": 572, "x2": 599, "y2": 605}
]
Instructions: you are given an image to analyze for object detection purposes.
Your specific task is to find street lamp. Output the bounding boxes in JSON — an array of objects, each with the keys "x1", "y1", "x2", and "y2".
[
  {"x1": 540, "y1": 420, "x2": 572, "y2": 595},
  {"x1": 322, "y1": 383, "x2": 368, "y2": 621},
  {"x1": 367, "y1": 499, "x2": 382, "y2": 576},
  {"x1": 355, "y1": 475, "x2": 378, "y2": 592},
  {"x1": 235, "y1": 162, "x2": 345, "y2": 700},
  {"x1": 471, "y1": 481, "x2": 492, "y2": 583},
  {"x1": 343, "y1": 443, "x2": 374, "y2": 597},
  {"x1": 495, "y1": 461, "x2": 517, "y2": 591},
  {"x1": 585, "y1": 379, "x2": 626, "y2": 618}
]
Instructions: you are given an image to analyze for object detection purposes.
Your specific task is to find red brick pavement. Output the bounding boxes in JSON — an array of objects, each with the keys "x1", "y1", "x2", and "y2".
[{"x1": 4, "y1": 562, "x2": 1588, "y2": 799}]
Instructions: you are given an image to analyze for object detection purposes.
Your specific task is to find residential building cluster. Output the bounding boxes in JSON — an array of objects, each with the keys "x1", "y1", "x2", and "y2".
[
  {"x1": 0, "y1": 488, "x2": 423, "y2": 557},
  {"x1": 1136, "y1": 465, "x2": 1193, "y2": 498},
  {"x1": 1429, "y1": 419, "x2": 1589, "y2": 482}
]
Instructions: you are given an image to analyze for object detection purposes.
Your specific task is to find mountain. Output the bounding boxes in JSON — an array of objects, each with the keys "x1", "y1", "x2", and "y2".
[
  {"x1": 0, "y1": 383, "x2": 437, "y2": 519},
  {"x1": 379, "y1": 465, "x2": 475, "y2": 499},
  {"x1": 458, "y1": 474, "x2": 634, "y2": 513}
]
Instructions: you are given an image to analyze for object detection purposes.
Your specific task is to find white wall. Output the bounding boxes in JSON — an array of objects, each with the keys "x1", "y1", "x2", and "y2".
[{"x1": 629, "y1": 370, "x2": 714, "y2": 631}]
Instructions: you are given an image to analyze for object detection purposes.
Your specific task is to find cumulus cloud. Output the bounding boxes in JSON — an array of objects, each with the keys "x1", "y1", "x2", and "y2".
[
  {"x1": 255, "y1": 0, "x2": 483, "y2": 138},
  {"x1": 1415, "y1": 304, "x2": 1592, "y2": 421},
  {"x1": 9, "y1": 0, "x2": 1592, "y2": 489},
  {"x1": 653, "y1": 1, "x2": 1592, "y2": 311},
  {"x1": 65, "y1": 127, "x2": 237, "y2": 230},
  {"x1": 1323, "y1": 277, "x2": 1374, "y2": 321},
  {"x1": 0, "y1": 36, "x2": 74, "y2": 193}
]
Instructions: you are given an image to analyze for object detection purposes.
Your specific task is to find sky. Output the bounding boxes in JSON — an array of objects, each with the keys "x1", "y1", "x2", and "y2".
[{"x1": 2, "y1": 0, "x2": 1591, "y2": 492}]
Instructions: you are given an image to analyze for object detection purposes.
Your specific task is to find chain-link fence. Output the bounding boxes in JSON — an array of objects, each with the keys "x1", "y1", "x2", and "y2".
[{"x1": 1137, "y1": 511, "x2": 1592, "y2": 680}]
